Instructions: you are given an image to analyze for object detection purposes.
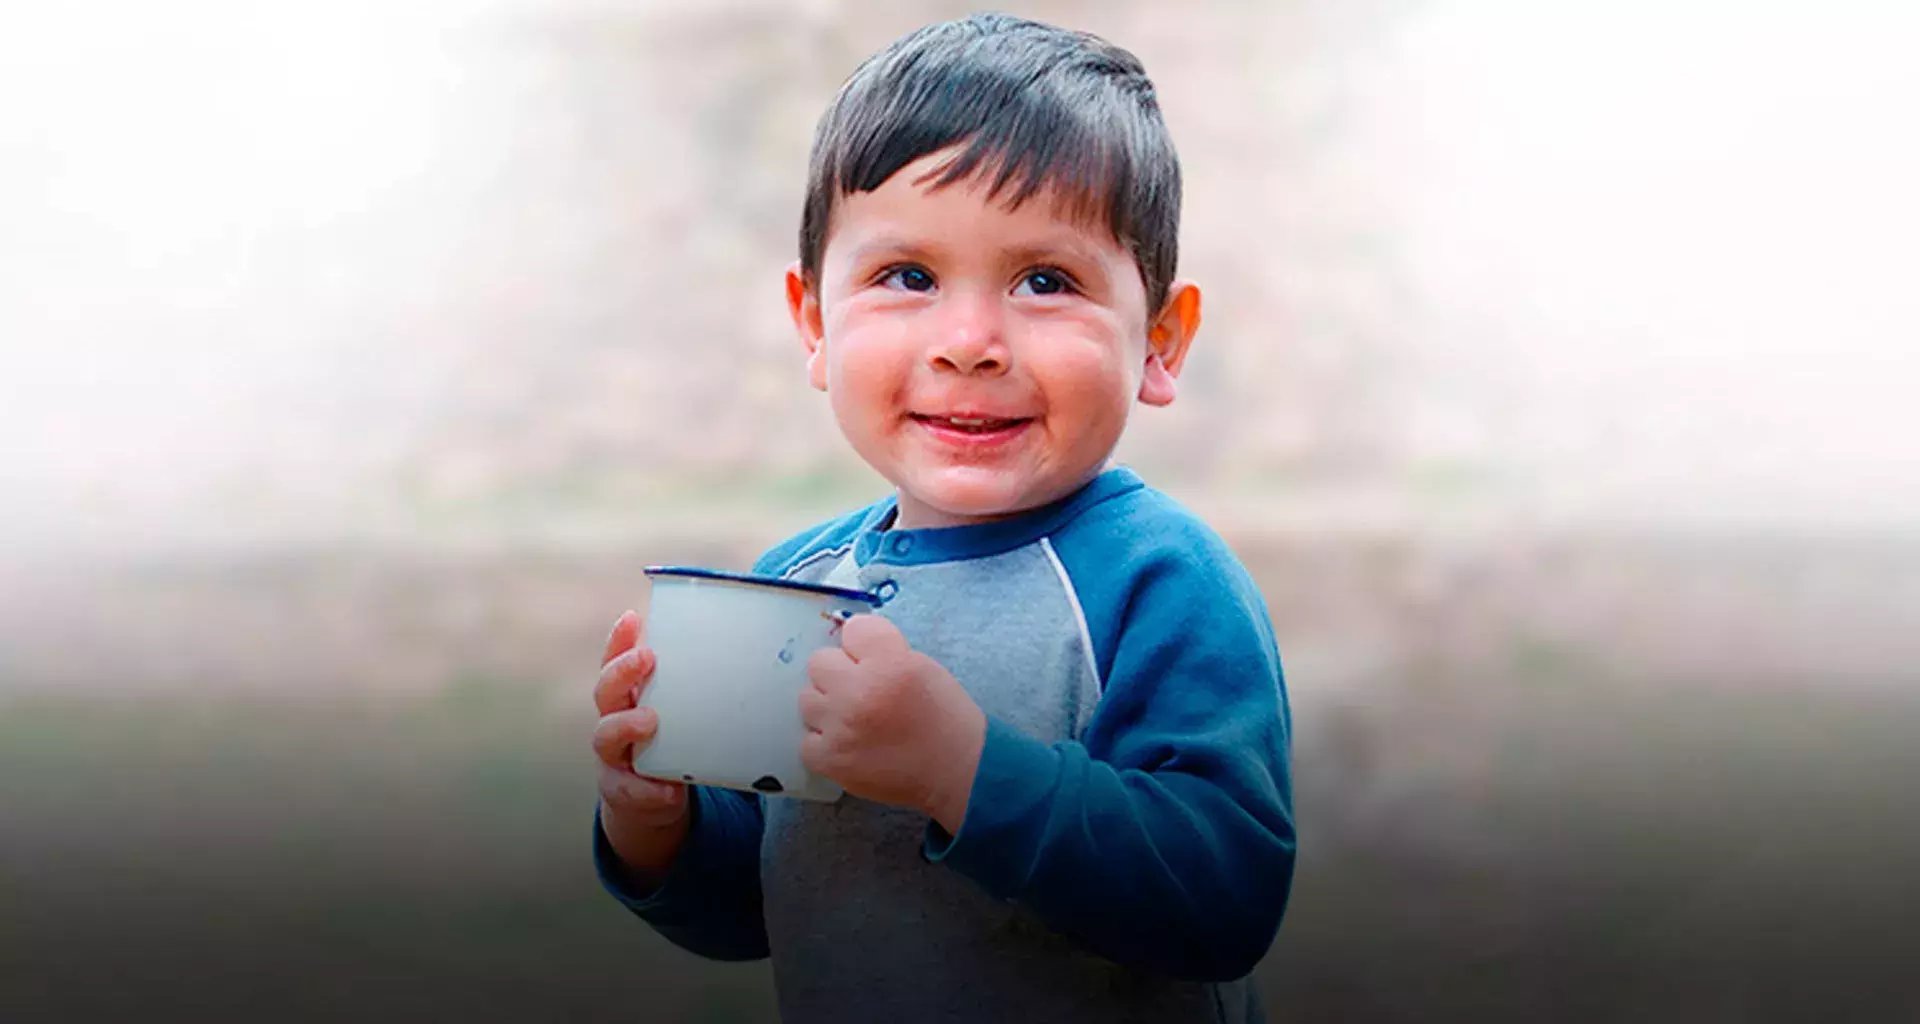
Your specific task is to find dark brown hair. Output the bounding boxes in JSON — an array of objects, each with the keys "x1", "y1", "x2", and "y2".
[{"x1": 798, "y1": 13, "x2": 1182, "y2": 315}]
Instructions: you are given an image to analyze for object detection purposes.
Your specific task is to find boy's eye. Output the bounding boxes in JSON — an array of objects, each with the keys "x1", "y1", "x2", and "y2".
[
  {"x1": 1016, "y1": 269, "x2": 1072, "y2": 296},
  {"x1": 880, "y1": 265, "x2": 935, "y2": 292}
]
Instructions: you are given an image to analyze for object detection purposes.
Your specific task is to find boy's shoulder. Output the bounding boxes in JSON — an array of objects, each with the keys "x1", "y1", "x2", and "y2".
[
  {"x1": 1052, "y1": 479, "x2": 1283, "y2": 709},
  {"x1": 1047, "y1": 477, "x2": 1273, "y2": 639},
  {"x1": 1053, "y1": 476, "x2": 1249, "y2": 574}
]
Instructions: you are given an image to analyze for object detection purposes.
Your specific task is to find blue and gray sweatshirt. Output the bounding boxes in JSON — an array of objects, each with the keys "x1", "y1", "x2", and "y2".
[{"x1": 595, "y1": 466, "x2": 1294, "y2": 1022}]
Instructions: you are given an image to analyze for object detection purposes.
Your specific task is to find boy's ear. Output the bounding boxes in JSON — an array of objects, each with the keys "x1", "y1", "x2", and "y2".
[
  {"x1": 786, "y1": 261, "x2": 828, "y2": 392},
  {"x1": 1139, "y1": 280, "x2": 1201, "y2": 407}
]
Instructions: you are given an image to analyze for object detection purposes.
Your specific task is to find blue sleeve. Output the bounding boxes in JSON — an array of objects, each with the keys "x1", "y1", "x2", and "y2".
[
  {"x1": 592, "y1": 521, "x2": 873, "y2": 959},
  {"x1": 593, "y1": 787, "x2": 769, "y2": 960},
  {"x1": 922, "y1": 499, "x2": 1295, "y2": 982}
]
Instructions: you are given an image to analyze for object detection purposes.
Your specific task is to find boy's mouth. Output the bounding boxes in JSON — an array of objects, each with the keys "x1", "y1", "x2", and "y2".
[
  {"x1": 909, "y1": 413, "x2": 1034, "y2": 435},
  {"x1": 908, "y1": 412, "x2": 1035, "y2": 447}
]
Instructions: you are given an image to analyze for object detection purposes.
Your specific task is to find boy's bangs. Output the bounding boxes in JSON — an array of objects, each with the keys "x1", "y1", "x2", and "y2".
[
  {"x1": 922, "y1": 130, "x2": 1127, "y2": 238},
  {"x1": 843, "y1": 102, "x2": 1131, "y2": 240},
  {"x1": 828, "y1": 63, "x2": 1142, "y2": 244}
]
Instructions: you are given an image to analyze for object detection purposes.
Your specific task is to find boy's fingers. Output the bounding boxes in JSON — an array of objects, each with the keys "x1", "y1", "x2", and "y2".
[
  {"x1": 799, "y1": 732, "x2": 834, "y2": 776},
  {"x1": 594, "y1": 646, "x2": 657, "y2": 715},
  {"x1": 797, "y1": 685, "x2": 831, "y2": 733},
  {"x1": 628, "y1": 774, "x2": 688, "y2": 806},
  {"x1": 806, "y1": 646, "x2": 855, "y2": 692},
  {"x1": 598, "y1": 764, "x2": 686, "y2": 811},
  {"x1": 838, "y1": 614, "x2": 908, "y2": 664},
  {"x1": 601, "y1": 610, "x2": 640, "y2": 668},
  {"x1": 592, "y1": 707, "x2": 659, "y2": 769}
]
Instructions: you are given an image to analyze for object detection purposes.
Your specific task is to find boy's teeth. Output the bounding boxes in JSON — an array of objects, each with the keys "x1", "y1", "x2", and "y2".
[
  {"x1": 917, "y1": 413, "x2": 1026, "y2": 432},
  {"x1": 940, "y1": 416, "x2": 1018, "y2": 430}
]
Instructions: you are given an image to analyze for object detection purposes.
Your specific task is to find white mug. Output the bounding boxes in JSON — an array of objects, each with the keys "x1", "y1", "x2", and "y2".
[{"x1": 631, "y1": 566, "x2": 890, "y2": 801}]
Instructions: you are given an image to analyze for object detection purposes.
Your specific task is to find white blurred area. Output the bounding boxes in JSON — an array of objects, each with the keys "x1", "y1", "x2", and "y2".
[
  {"x1": 0, "y1": 0, "x2": 533, "y2": 553},
  {"x1": 2, "y1": 0, "x2": 1916, "y2": 558},
  {"x1": 1381, "y1": 5, "x2": 1920, "y2": 531}
]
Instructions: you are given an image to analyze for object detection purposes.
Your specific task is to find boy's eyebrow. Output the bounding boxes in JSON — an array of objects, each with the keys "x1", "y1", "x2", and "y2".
[
  {"x1": 1001, "y1": 238, "x2": 1113, "y2": 274},
  {"x1": 842, "y1": 235, "x2": 939, "y2": 265}
]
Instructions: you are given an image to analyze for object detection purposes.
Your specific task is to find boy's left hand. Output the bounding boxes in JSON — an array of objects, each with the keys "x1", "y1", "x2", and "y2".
[{"x1": 800, "y1": 614, "x2": 986, "y2": 832}]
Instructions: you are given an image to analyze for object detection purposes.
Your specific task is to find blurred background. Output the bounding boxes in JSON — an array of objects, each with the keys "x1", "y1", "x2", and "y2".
[{"x1": 2, "y1": 1, "x2": 1917, "y2": 1021}]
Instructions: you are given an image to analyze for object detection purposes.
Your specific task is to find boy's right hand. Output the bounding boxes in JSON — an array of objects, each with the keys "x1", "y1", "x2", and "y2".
[{"x1": 594, "y1": 609, "x2": 692, "y2": 878}]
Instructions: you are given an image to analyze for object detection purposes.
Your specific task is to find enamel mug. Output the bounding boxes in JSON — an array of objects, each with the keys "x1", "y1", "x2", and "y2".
[{"x1": 631, "y1": 566, "x2": 892, "y2": 801}]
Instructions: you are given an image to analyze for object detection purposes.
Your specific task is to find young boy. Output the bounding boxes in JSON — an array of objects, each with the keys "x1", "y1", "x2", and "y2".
[{"x1": 590, "y1": 14, "x2": 1293, "y2": 1022}]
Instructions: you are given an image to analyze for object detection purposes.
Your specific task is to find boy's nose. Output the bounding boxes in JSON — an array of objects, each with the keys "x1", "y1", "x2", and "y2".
[{"x1": 927, "y1": 292, "x2": 1009, "y2": 376}]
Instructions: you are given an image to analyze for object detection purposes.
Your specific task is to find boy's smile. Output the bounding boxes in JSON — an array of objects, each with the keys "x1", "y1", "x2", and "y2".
[{"x1": 788, "y1": 148, "x2": 1200, "y2": 529}]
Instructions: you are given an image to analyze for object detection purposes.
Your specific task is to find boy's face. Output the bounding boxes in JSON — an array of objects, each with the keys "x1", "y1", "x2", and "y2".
[{"x1": 787, "y1": 149, "x2": 1200, "y2": 529}]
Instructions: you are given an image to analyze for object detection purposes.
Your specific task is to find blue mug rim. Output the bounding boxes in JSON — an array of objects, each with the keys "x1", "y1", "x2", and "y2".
[{"x1": 643, "y1": 565, "x2": 886, "y2": 606}]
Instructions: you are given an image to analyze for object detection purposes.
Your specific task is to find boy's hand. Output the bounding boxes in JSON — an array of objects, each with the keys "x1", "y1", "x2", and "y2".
[
  {"x1": 800, "y1": 614, "x2": 987, "y2": 833},
  {"x1": 593, "y1": 609, "x2": 691, "y2": 881}
]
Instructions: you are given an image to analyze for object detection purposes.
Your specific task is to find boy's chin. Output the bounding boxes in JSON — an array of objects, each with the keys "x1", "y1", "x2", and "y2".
[{"x1": 897, "y1": 474, "x2": 1041, "y2": 526}]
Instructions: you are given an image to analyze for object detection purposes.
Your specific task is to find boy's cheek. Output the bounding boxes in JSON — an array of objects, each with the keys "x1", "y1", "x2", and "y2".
[{"x1": 824, "y1": 329, "x2": 914, "y2": 392}]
